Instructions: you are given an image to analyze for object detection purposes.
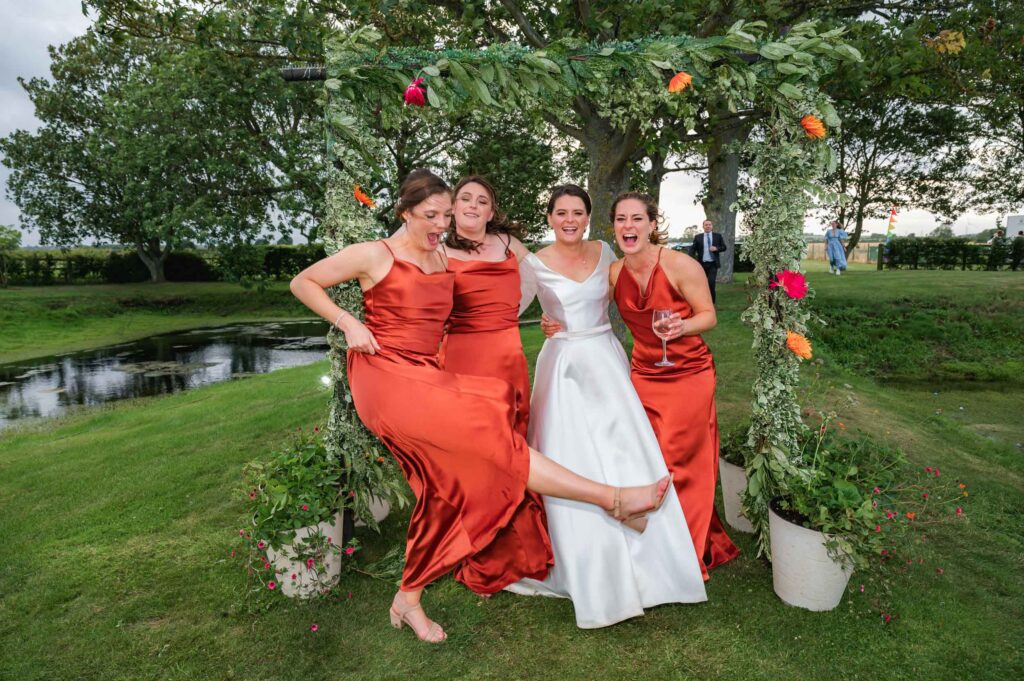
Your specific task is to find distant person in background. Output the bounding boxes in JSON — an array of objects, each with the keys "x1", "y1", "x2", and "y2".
[
  {"x1": 825, "y1": 220, "x2": 848, "y2": 275},
  {"x1": 689, "y1": 219, "x2": 726, "y2": 303},
  {"x1": 1012, "y1": 231, "x2": 1024, "y2": 271}
]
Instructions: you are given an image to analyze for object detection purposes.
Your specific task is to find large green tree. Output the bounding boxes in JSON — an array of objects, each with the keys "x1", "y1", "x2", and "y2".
[
  {"x1": 0, "y1": 33, "x2": 319, "y2": 281},
  {"x1": 87, "y1": 0, "x2": 979, "y2": 283}
]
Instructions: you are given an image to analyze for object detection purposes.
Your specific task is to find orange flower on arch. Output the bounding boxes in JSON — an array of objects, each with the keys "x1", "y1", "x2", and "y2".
[
  {"x1": 354, "y1": 184, "x2": 375, "y2": 209},
  {"x1": 800, "y1": 115, "x2": 827, "y2": 139},
  {"x1": 786, "y1": 331, "x2": 812, "y2": 359},
  {"x1": 668, "y1": 71, "x2": 693, "y2": 93}
]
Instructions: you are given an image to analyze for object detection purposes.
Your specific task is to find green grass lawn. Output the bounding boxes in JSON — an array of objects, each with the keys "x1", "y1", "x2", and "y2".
[
  {"x1": 1, "y1": 271, "x2": 1022, "y2": 680},
  {"x1": 0, "y1": 282, "x2": 310, "y2": 364}
]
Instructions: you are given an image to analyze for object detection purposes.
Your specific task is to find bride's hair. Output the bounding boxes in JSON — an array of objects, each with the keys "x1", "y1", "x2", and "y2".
[
  {"x1": 394, "y1": 169, "x2": 450, "y2": 221},
  {"x1": 546, "y1": 184, "x2": 592, "y2": 215},
  {"x1": 610, "y1": 192, "x2": 667, "y2": 245},
  {"x1": 445, "y1": 175, "x2": 523, "y2": 253}
]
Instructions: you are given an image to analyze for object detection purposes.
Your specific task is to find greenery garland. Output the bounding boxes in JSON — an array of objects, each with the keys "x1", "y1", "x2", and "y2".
[{"x1": 739, "y1": 106, "x2": 836, "y2": 557}]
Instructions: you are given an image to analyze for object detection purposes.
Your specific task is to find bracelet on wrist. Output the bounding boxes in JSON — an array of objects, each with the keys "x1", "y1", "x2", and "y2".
[{"x1": 333, "y1": 310, "x2": 348, "y2": 330}]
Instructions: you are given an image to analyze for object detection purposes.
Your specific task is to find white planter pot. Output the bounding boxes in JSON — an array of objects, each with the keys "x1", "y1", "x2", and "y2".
[
  {"x1": 769, "y1": 505, "x2": 853, "y2": 611},
  {"x1": 355, "y1": 495, "x2": 392, "y2": 527},
  {"x1": 718, "y1": 457, "x2": 754, "y2": 533},
  {"x1": 266, "y1": 511, "x2": 346, "y2": 599}
]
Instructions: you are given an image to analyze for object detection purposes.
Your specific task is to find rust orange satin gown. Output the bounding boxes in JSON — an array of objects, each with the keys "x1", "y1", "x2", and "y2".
[
  {"x1": 442, "y1": 252, "x2": 530, "y2": 436},
  {"x1": 614, "y1": 249, "x2": 739, "y2": 579},
  {"x1": 347, "y1": 243, "x2": 552, "y2": 593}
]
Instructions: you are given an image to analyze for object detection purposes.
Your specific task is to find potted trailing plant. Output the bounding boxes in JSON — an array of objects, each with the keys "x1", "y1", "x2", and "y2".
[
  {"x1": 767, "y1": 418, "x2": 904, "y2": 611},
  {"x1": 718, "y1": 426, "x2": 755, "y2": 533},
  {"x1": 239, "y1": 430, "x2": 359, "y2": 599}
]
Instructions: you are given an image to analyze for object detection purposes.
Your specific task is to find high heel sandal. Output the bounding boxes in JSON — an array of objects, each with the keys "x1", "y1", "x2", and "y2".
[
  {"x1": 609, "y1": 476, "x2": 672, "y2": 534},
  {"x1": 389, "y1": 594, "x2": 447, "y2": 643}
]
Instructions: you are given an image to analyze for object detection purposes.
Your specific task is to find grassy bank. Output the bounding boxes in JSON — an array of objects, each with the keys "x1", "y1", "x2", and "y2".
[
  {"x1": 0, "y1": 282, "x2": 310, "y2": 364},
  {"x1": 1, "y1": 269, "x2": 1022, "y2": 679}
]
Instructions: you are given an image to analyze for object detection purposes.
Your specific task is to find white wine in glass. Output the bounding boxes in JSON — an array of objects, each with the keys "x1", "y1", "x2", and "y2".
[{"x1": 652, "y1": 309, "x2": 675, "y2": 367}]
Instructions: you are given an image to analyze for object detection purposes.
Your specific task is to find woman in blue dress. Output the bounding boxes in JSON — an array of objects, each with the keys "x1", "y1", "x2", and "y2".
[{"x1": 825, "y1": 220, "x2": 848, "y2": 275}]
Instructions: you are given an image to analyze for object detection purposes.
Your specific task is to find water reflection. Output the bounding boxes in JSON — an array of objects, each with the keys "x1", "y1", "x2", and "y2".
[{"x1": 0, "y1": 320, "x2": 330, "y2": 430}]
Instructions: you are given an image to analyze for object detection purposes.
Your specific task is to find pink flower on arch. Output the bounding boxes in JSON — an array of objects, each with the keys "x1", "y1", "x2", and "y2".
[
  {"x1": 886, "y1": 510, "x2": 896, "y2": 520},
  {"x1": 956, "y1": 507, "x2": 963, "y2": 517},
  {"x1": 769, "y1": 270, "x2": 809, "y2": 300},
  {"x1": 239, "y1": 529, "x2": 246, "y2": 537},
  {"x1": 873, "y1": 487, "x2": 881, "y2": 494},
  {"x1": 404, "y1": 77, "x2": 427, "y2": 107},
  {"x1": 301, "y1": 504, "x2": 309, "y2": 511},
  {"x1": 310, "y1": 623, "x2": 319, "y2": 633},
  {"x1": 345, "y1": 547, "x2": 356, "y2": 556},
  {"x1": 291, "y1": 573, "x2": 297, "y2": 580},
  {"x1": 307, "y1": 558, "x2": 315, "y2": 568},
  {"x1": 267, "y1": 581, "x2": 277, "y2": 590},
  {"x1": 257, "y1": 540, "x2": 266, "y2": 550},
  {"x1": 874, "y1": 524, "x2": 881, "y2": 532}
]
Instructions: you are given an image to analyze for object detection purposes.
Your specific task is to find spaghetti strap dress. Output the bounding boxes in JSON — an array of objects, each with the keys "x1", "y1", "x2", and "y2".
[
  {"x1": 347, "y1": 242, "x2": 552, "y2": 593},
  {"x1": 613, "y1": 247, "x2": 740, "y2": 579},
  {"x1": 442, "y1": 242, "x2": 530, "y2": 437}
]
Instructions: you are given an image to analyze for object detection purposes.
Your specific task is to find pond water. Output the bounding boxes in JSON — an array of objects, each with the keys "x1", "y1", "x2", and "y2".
[{"x1": 0, "y1": 320, "x2": 331, "y2": 430}]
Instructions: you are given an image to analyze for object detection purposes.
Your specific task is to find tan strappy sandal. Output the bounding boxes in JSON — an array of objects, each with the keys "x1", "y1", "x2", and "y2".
[
  {"x1": 608, "y1": 476, "x2": 672, "y2": 534},
  {"x1": 389, "y1": 595, "x2": 447, "y2": 644}
]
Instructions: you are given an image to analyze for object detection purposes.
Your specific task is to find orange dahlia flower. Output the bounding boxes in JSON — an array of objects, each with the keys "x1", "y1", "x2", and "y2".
[
  {"x1": 786, "y1": 331, "x2": 812, "y2": 359},
  {"x1": 354, "y1": 184, "x2": 375, "y2": 209},
  {"x1": 668, "y1": 71, "x2": 693, "y2": 93},
  {"x1": 800, "y1": 115, "x2": 827, "y2": 139}
]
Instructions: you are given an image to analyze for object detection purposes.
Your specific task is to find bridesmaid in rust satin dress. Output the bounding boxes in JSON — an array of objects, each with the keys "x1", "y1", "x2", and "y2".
[
  {"x1": 290, "y1": 170, "x2": 673, "y2": 644},
  {"x1": 610, "y1": 192, "x2": 740, "y2": 579},
  {"x1": 442, "y1": 176, "x2": 532, "y2": 437}
]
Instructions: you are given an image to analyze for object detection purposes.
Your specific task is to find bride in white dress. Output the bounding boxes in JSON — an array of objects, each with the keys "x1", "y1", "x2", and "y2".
[{"x1": 506, "y1": 185, "x2": 706, "y2": 628}]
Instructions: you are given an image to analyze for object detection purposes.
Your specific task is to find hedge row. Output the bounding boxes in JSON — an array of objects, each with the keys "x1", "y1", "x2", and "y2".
[
  {"x1": 881, "y1": 236, "x2": 1024, "y2": 271},
  {"x1": 3, "y1": 245, "x2": 328, "y2": 285}
]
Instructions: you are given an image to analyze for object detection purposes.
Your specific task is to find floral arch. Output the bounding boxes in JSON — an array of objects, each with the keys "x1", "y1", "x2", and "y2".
[{"x1": 313, "y1": 21, "x2": 859, "y2": 555}]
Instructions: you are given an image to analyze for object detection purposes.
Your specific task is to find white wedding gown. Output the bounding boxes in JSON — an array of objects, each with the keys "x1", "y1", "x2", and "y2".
[{"x1": 506, "y1": 241, "x2": 707, "y2": 628}]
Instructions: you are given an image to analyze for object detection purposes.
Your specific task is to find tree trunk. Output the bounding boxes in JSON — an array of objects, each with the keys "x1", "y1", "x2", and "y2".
[
  {"x1": 849, "y1": 202, "x2": 867, "y2": 255},
  {"x1": 579, "y1": 115, "x2": 638, "y2": 340},
  {"x1": 136, "y1": 240, "x2": 167, "y2": 282},
  {"x1": 702, "y1": 108, "x2": 752, "y2": 284},
  {"x1": 644, "y1": 151, "x2": 666, "y2": 202},
  {"x1": 582, "y1": 122, "x2": 635, "y2": 245}
]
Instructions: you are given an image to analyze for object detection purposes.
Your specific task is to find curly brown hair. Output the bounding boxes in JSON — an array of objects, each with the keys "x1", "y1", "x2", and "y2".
[
  {"x1": 610, "y1": 192, "x2": 668, "y2": 245},
  {"x1": 444, "y1": 175, "x2": 522, "y2": 253}
]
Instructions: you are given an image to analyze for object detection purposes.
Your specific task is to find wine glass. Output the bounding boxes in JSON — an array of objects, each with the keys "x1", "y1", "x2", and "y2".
[{"x1": 652, "y1": 309, "x2": 675, "y2": 367}]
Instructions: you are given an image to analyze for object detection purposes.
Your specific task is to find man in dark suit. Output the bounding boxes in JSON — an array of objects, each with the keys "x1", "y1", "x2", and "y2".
[{"x1": 690, "y1": 219, "x2": 727, "y2": 303}]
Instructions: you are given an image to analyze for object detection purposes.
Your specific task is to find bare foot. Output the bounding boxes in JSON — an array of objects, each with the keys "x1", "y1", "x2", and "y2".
[{"x1": 390, "y1": 592, "x2": 447, "y2": 643}]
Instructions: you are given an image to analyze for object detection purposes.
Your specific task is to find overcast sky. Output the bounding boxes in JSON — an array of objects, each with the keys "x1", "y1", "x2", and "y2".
[{"x1": 0, "y1": 0, "x2": 1005, "y2": 246}]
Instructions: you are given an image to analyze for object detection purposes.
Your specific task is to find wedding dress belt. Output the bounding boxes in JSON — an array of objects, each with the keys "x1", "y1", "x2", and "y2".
[{"x1": 550, "y1": 323, "x2": 613, "y2": 341}]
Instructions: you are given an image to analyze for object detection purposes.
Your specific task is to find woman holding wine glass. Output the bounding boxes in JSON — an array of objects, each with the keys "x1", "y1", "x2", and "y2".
[{"x1": 609, "y1": 192, "x2": 739, "y2": 579}]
